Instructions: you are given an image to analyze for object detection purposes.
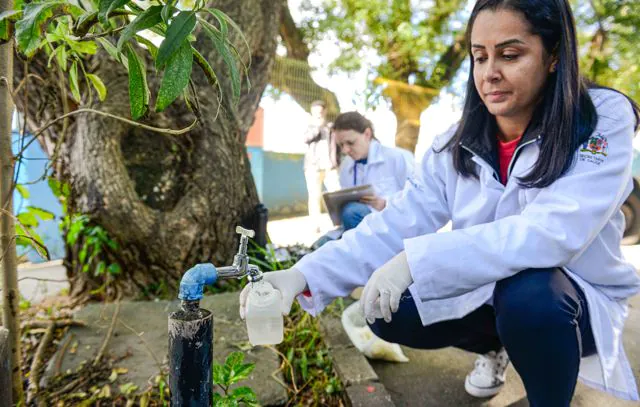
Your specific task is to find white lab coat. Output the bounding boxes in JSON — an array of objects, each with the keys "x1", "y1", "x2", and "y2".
[
  {"x1": 339, "y1": 140, "x2": 414, "y2": 209},
  {"x1": 296, "y1": 88, "x2": 640, "y2": 400}
]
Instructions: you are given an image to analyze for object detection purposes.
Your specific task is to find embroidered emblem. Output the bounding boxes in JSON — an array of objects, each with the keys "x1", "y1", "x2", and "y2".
[
  {"x1": 580, "y1": 134, "x2": 608, "y2": 156},
  {"x1": 579, "y1": 133, "x2": 608, "y2": 165}
]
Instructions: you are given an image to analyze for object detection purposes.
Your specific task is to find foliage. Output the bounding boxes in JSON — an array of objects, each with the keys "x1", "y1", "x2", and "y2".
[
  {"x1": 64, "y1": 214, "x2": 121, "y2": 278},
  {"x1": 212, "y1": 351, "x2": 259, "y2": 406},
  {"x1": 575, "y1": 0, "x2": 640, "y2": 103},
  {"x1": 14, "y1": 183, "x2": 54, "y2": 260},
  {"x1": 298, "y1": 0, "x2": 467, "y2": 101},
  {"x1": 0, "y1": 0, "x2": 248, "y2": 120}
]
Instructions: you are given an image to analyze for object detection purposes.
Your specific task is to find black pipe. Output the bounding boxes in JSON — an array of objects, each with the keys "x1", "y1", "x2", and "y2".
[{"x1": 169, "y1": 300, "x2": 213, "y2": 406}]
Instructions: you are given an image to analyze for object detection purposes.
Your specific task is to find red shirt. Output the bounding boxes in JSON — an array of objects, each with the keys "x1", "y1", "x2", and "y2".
[{"x1": 497, "y1": 135, "x2": 522, "y2": 185}]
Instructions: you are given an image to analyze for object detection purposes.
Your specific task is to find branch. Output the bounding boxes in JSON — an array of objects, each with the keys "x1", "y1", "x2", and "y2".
[
  {"x1": 117, "y1": 319, "x2": 163, "y2": 373},
  {"x1": 93, "y1": 296, "x2": 121, "y2": 367},
  {"x1": 275, "y1": 2, "x2": 339, "y2": 117},
  {"x1": 423, "y1": 31, "x2": 466, "y2": 90},
  {"x1": 26, "y1": 322, "x2": 56, "y2": 405},
  {"x1": 80, "y1": 25, "x2": 126, "y2": 42},
  {"x1": 279, "y1": 1, "x2": 309, "y2": 60},
  {"x1": 22, "y1": 319, "x2": 85, "y2": 330},
  {"x1": 31, "y1": 108, "x2": 199, "y2": 140}
]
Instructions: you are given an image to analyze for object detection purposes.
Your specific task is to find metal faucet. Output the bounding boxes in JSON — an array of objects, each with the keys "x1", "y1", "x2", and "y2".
[
  {"x1": 177, "y1": 226, "x2": 263, "y2": 302},
  {"x1": 216, "y1": 226, "x2": 263, "y2": 283}
]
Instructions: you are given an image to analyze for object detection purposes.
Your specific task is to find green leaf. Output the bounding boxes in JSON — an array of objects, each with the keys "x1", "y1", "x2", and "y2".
[
  {"x1": 0, "y1": 20, "x2": 8, "y2": 41},
  {"x1": 57, "y1": 46, "x2": 67, "y2": 70},
  {"x1": 97, "y1": 37, "x2": 128, "y2": 69},
  {"x1": 95, "y1": 261, "x2": 106, "y2": 276},
  {"x1": 66, "y1": 38, "x2": 98, "y2": 55},
  {"x1": 155, "y1": 10, "x2": 196, "y2": 68},
  {"x1": 228, "y1": 363, "x2": 254, "y2": 385},
  {"x1": 0, "y1": 9, "x2": 22, "y2": 22},
  {"x1": 204, "y1": 8, "x2": 249, "y2": 51},
  {"x1": 18, "y1": 212, "x2": 38, "y2": 227},
  {"x1": 70, "y1": 61, "x2": 81, "y2": 103},
  {"x1": 126, "y1": 45, "x2": 149, "y2": 119},
  {"x1": 300, "y1": 349, "x2": 308, "y2": 381},
  {"x1": 15, "y1": 184, "x2": 29, "y2": 198},
  {"x1": 212, "y1": 364, "x2": 226, "y2": 386},
  {"x1": 86, "y1": 74, "x2": 107, "y2": 101},
  {"x1": 200, "y1": 19, "x2": 240, "y2": 102},
  {"x1": 79, "y1": 247, "x2": 87, "y2": 263},
  {"x1": 16, "y1": 2, "x2": 63, "y2": 57},
  {"x1": 155, "y1": 40, "x2": 192, "y2": 112},
  {"x1": 47, "y1": 177, "x2": 61, "y2": 196},
  {"x1": 204, "y1": 8, "x2": 228, "y2": 38},
  {"x1": 231, "y1": 386, "x2": 257, "y2": 404},
  {"x1": 107, "y1": 263, "x2": 121, "y2": 275},
  {"x1": 0, "y1": 10, "x2": 22, "y2": 41},
  {"x1": 191, "y1": 46, "x2": 219, "y2": 88},
  {"x1": 26, "y1": 206, "x2": 55, "y2": 221},
  {"x1": 116, "y1": 5, "x2": 162, "y2": 51},
  {"x1": 161, "y1": 0, "x2": 176, "y2": 24},
  {"x1": 98, "y1": 0, "x2": 129, "y2": 25},
  {"x1": 134, "y1": 34, "x2": 159, "y2": 60},
  {"x1": 225, "y1": 351, "x2": 244, "y2": 368},
  {"x1": 212, "y1": 393, "x2": 224, "y2": 405}
]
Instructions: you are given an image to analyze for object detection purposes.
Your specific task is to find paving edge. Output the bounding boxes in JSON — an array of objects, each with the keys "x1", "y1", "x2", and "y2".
[{"x1": 318, "y1": 313, "x2": 396, "y2": 407}]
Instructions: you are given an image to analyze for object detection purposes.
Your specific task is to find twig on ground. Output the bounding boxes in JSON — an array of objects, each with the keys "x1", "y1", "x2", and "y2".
[
  {"x1": 26, "y1": 322, "x2": 56, "y2": 404},
  {"x1": 54, "y1": 333, "x2": 74, "y2": 375},
  {"x1": 117, "y1": 318, "x2": 164, "y2": 372},
  {"x1": 22, "y1": 319, "x2": 86, "y2": 330},
  {"x1": 93, "y1": 296, "x2": 121, "y2": 367}
]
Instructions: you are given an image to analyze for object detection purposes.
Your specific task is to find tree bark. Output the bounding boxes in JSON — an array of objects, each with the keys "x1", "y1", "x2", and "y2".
[
  {"x1": 13, "y1": 0, "x2": 283, "y2": 301},
  {"x1": 1, "y1": 0, "x2": 25, "y2": 398}
]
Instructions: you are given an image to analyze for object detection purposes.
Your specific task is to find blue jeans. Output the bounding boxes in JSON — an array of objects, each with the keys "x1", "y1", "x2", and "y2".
[
  {"x1": 368, "y1": 268, "x2": 596, "y2": 407},
  {"x1": 341, "y1": 202, "x2": 371, "y2": 230}
]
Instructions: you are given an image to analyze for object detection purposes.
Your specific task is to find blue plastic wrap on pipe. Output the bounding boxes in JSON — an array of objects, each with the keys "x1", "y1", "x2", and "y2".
[{"x1": 178, "y1": 263, "x2": 218, "y2": 301}]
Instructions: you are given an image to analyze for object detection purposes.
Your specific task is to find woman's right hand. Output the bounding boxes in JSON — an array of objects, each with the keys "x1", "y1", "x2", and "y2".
[{"x1": 239, "y1": 268, "x2": 308, "y2": 319}]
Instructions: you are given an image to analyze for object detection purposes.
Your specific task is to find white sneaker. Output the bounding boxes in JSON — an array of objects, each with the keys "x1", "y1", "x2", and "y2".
[{"x1": 464, "y1": 348, "x2": 509, "y2": 398}]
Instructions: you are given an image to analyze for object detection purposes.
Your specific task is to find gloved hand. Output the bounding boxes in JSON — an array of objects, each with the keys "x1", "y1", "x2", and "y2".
[
  {"x1": 239, "y1": 268, "x2": 308, "y2": 319},
  {"x1": 361, "y1": 252, "x2": 413, "y2": 324}
]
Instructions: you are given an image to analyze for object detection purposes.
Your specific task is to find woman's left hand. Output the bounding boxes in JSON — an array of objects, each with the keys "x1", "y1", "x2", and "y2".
[
  {"x1": 360, "y1": 195, "x2": 386, "y2": 211},
  {"x1": 361, "y1": 252, "x2": 413, "y2": 323}
]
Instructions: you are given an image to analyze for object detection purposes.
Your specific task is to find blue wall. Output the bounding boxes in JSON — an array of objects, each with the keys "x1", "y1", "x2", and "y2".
[
  {"x1": 247, "y1": 147, "x2": 308, "y2": 217},
  {"x1": 13, "y1": 132, "x2": 65, "y2": 262}
]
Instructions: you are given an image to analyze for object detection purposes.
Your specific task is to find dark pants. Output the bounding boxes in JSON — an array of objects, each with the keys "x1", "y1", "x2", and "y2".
[{"x1": 368, "y1": 268, "x2": 596, "y2": 407}]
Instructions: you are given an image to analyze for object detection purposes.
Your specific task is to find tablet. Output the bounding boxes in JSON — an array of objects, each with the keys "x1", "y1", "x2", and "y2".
[{"x1": 322, "y1": 184, "x2": 374, "y2": 226}]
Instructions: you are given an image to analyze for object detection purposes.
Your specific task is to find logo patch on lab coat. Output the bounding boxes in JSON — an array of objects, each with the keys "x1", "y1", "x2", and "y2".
[{"x1": 579, "y1": 133, "x2": 608, "y2": 165}]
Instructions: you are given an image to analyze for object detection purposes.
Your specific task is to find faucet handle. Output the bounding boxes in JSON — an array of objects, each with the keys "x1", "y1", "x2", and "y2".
[{"x1": 235, "y1": 226, "x2": 255, "y2": 239}]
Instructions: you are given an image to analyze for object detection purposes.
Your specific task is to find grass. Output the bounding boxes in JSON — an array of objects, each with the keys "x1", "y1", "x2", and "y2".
[{"x1": 249, "y1": 242, "x2": 346, "y2": 406}]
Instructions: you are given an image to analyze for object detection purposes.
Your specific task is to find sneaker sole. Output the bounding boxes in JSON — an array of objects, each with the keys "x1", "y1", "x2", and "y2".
[{"x1": 464, "y1": 376, "x2": 503, "y2": 398}]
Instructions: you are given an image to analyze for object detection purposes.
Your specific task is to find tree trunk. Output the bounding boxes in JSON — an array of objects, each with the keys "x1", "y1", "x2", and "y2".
[
  {"x1": 13, "y1": 0, "x2": 283, "y2": 302},
  {"x1": 389, "y1": 32, "x2": 466, "y2": 153},
  {"x1": 1, "y1": 0, "x2": 25, "y2": 399}
]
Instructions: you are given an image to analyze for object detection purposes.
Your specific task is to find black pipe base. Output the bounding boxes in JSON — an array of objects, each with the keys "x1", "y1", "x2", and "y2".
[{"x1": 169, "y1": 304, "x2": 213, "y2": 406}]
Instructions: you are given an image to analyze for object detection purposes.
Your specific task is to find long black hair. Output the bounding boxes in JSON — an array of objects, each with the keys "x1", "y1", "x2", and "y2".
[{"x1": 444, "y1": 0, "x2": 639, "y2": 188}]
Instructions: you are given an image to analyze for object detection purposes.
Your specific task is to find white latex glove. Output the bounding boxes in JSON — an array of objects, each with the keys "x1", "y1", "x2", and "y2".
[
  {"x1": 361, "y1": 252, "x2": 413, "y2": 324},
  {"x1": 239, "y1": 268, "x2": 307, "y2": 319}
]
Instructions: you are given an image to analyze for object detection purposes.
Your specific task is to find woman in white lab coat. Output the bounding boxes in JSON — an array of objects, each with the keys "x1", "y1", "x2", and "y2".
[
  {"x1": 332, "y1": 111, "x2": 414, "y2": 230},
  {"x1": 240, "y1": 0, "x2": 640, "y2": 404}
]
